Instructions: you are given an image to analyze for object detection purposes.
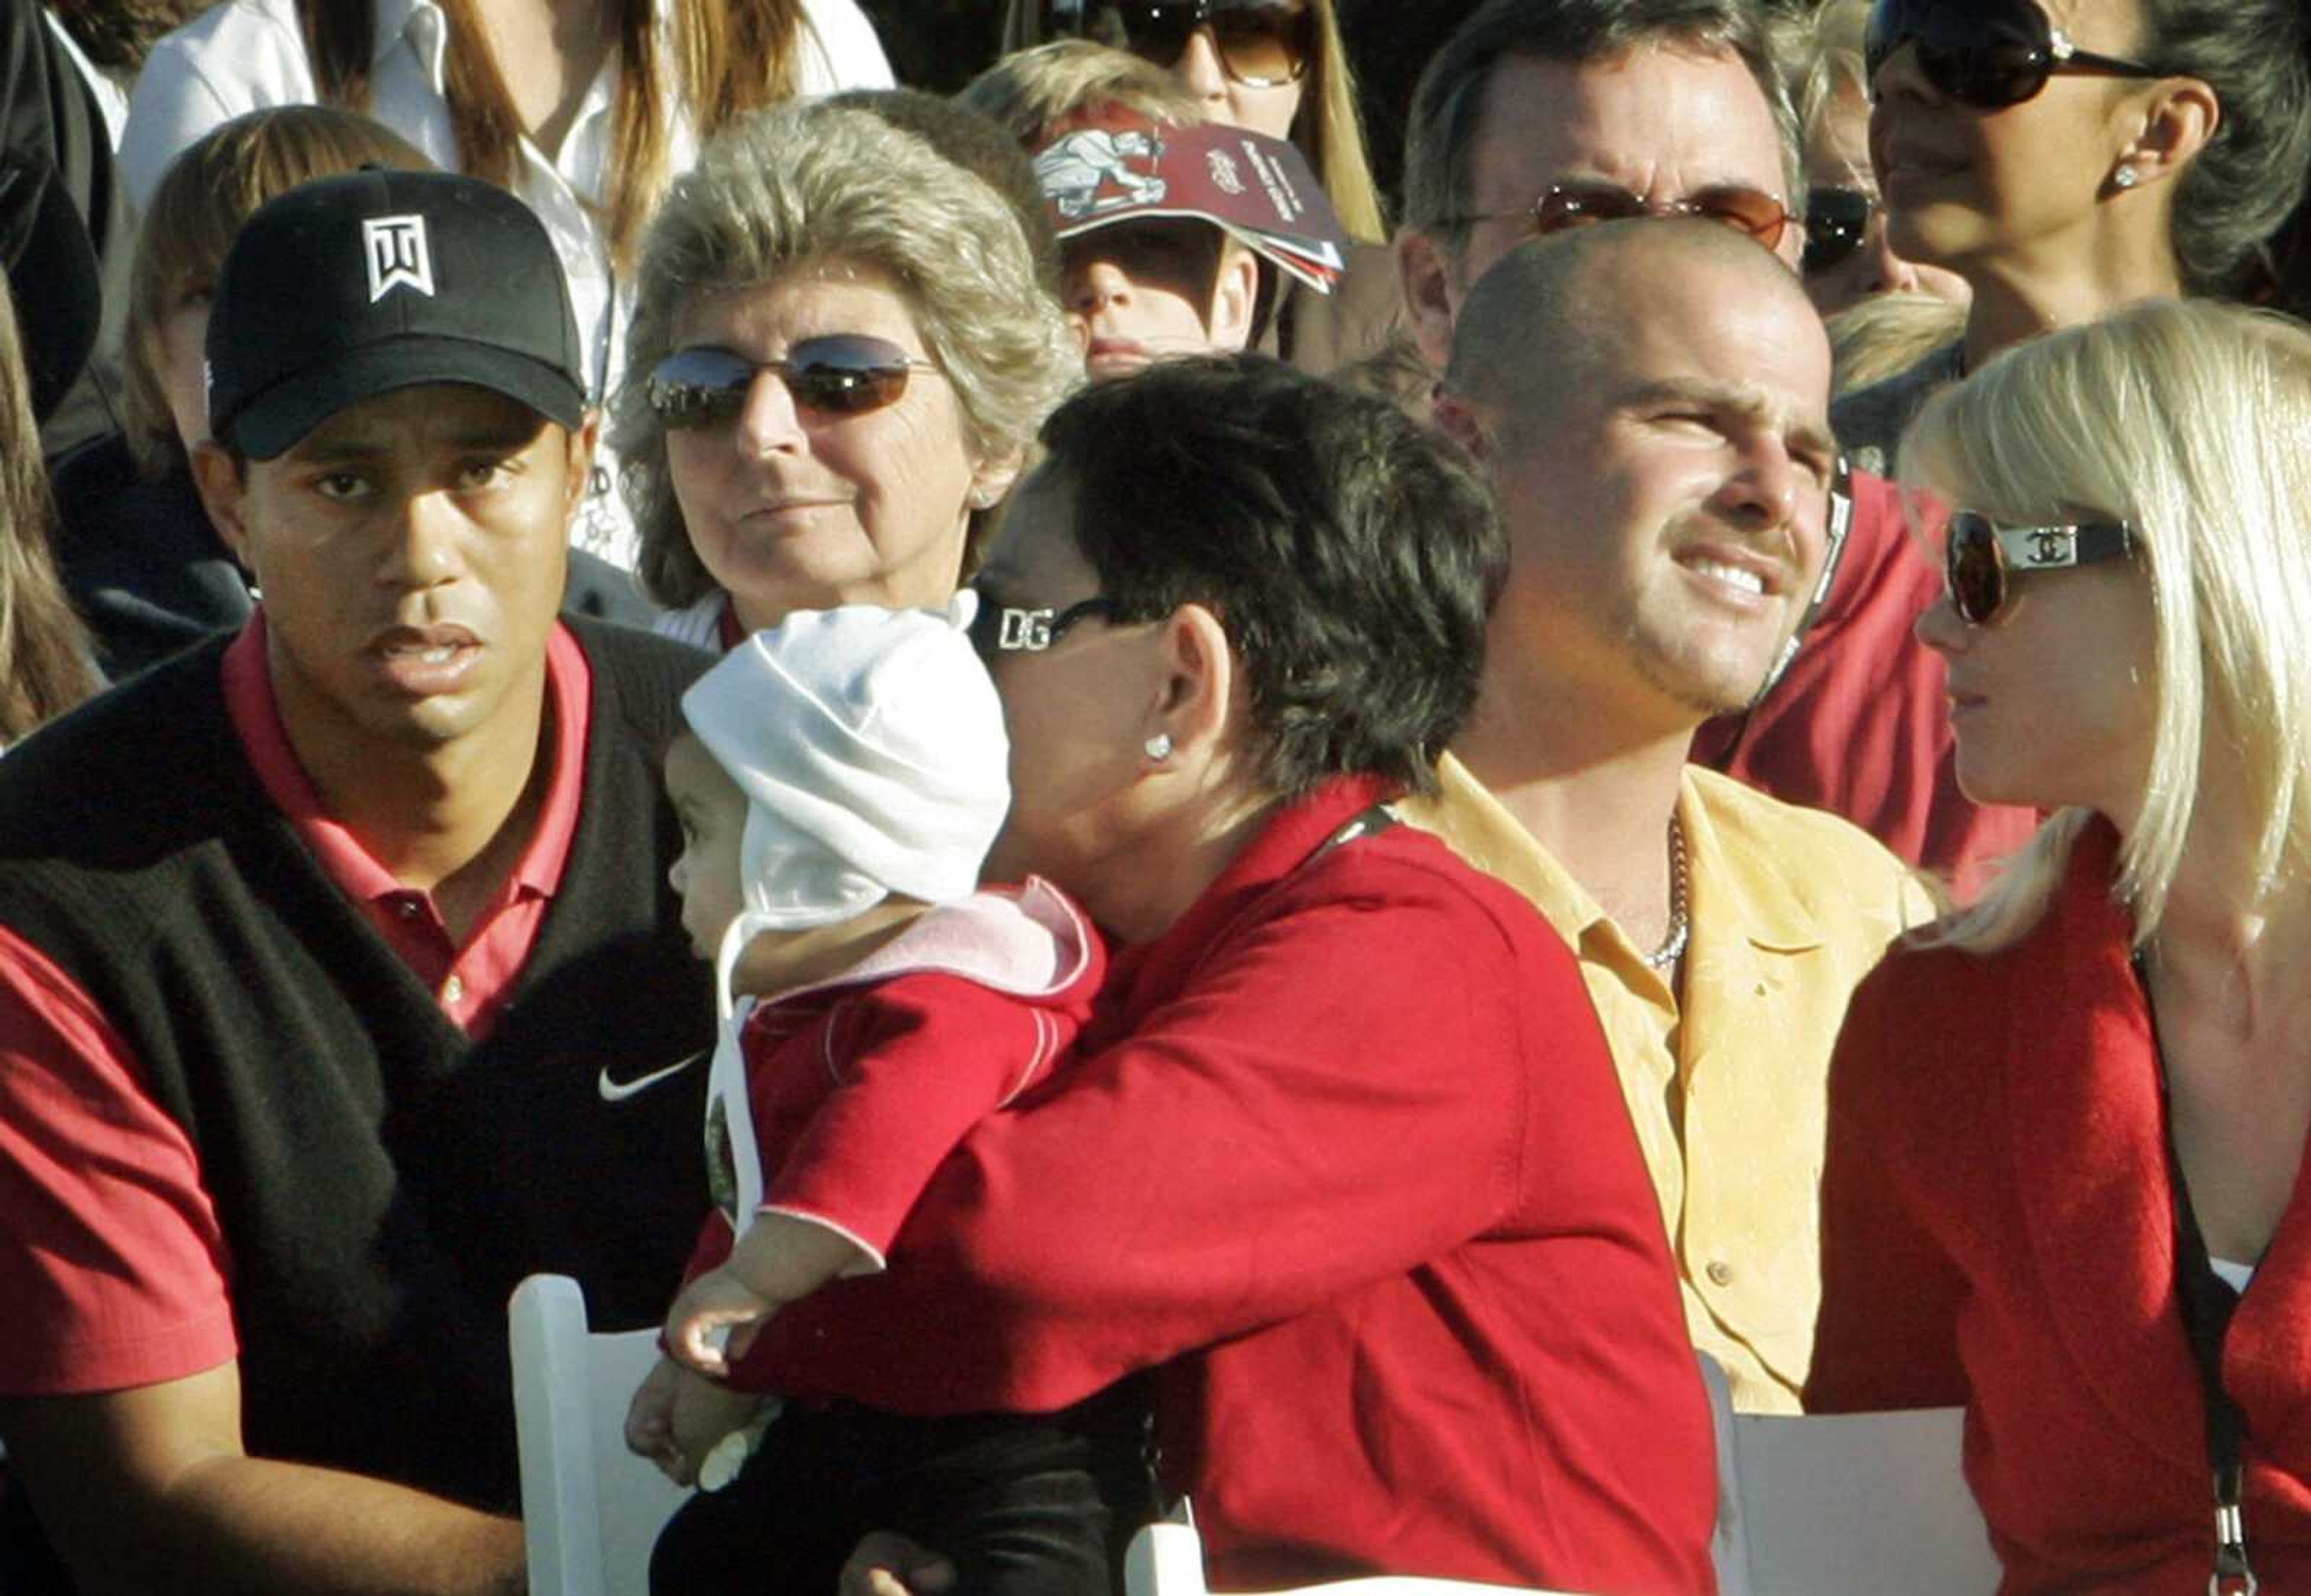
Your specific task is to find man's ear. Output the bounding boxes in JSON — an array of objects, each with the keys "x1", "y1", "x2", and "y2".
[
  {"x1": 191, "y1": 442, "x2": 255, "y2": 568},
  {"x1": 1207, "y1": 239, "x2": 1260, "y2": 353},
  {"x1": 1429, "y1": 390, "x2": 1492, "y2": 463},
  {"x1": 1148, "y1": 600, "x2": 1235, "y2": 771},
  {"x1": 566, "y1": 410, "x2": 602, "y2": 511},
  {"x1": 1395, "y1": 227, "x2": 1461, "y2": 373}
]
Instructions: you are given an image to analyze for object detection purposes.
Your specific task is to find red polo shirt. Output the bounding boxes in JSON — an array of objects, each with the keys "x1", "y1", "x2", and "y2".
[{"x1": 0, "y1": 616, "x2": 592, "y2": 1394}]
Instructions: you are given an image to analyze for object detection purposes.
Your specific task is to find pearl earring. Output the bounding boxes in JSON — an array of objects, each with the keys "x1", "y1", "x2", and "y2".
[
  {"x1": 2113, "y1": 165, "x2": 2139, "y2": 190},
  {"x1": 1143, "y1": 733, "x2": 1173, "y2": 762}
]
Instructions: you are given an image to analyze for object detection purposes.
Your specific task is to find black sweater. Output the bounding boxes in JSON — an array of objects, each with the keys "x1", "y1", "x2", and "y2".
[{"x1": 0, "y1": 619, "x2": 716, "y2": 1509}]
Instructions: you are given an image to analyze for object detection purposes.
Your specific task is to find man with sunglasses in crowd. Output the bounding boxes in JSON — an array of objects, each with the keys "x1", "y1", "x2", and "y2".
[
  {"x1": 1393, "y1": 0, "x2": 2031, "y2": 869},
  {"x1": 1391, "y1": 4, "x2": 1942, "y2": 1420},
  {"x1": 0, "y1": 169, "x2": 714, "y2": 1595}
]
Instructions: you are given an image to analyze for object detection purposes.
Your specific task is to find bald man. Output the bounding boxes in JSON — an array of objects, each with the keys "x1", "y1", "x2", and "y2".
[{"x1": 1403, "y1": 220, "x2": 1935, "y2": 1414}]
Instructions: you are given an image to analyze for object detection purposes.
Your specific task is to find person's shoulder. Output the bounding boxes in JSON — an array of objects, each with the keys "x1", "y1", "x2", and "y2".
[
  {"x1": 568, "y1": 616, "x2": 713, "y2": 735},
  {"x1": 1279, "y1": 811, "x2": 1576, "y2": 976},
  {"x1": 0, "y1": 640, "x2": 237, "y2": 844},
  {"x1": 1686, "y1": 767, "x2": 1936, "y2": 926},
  {"x1": 152, "y1": 0, "x2": 303, "y2": 54}
]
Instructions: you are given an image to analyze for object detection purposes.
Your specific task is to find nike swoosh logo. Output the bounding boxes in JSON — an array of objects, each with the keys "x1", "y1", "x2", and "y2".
[{"x1": 597, "y1": 1048, "x2": 710, "y2": 1103}]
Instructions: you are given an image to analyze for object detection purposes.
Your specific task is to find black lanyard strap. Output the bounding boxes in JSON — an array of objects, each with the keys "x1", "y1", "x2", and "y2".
[{"x1": 2141, "y1": 957, "x2": 2259, "y2": 1595}]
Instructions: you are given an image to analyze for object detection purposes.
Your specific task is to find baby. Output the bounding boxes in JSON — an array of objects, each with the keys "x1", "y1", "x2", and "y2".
[{"x1": 624, "y1": 599, "x2": 1148, "y2": 1596}]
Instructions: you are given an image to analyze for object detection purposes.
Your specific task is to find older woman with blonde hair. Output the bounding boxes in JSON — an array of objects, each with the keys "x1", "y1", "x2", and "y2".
[
  {"x1": 615, "y1": 99, "x2": 1078, "y2": 651},
  {"x1": 1809, "y1": 298, "x2": 2311, "y2": 1592}
]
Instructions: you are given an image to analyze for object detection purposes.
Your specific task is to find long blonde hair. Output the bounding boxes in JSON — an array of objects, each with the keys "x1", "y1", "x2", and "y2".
[
  {"x1": 1904, "y1": 300, "x2": 2311, "y2": 951},
  {"x1": 295, "y1": 0, "x2": 804, "y2": 270},
  {"x1": 1000, "y1": 0, "x2": 1384, "y2": 241}
]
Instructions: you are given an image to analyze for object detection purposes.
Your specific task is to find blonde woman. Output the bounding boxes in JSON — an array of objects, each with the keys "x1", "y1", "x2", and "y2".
[
  {"x1": 1808, "y1": 300, "x2": 2311, "y2": 1593},
  {"x1": 120, "y1": 0, "x2": 894, "y2": 571}
]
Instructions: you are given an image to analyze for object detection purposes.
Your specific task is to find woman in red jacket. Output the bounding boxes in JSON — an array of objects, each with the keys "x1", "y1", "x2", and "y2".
[
  {"x1": 741, "y1": 354, "x2": 1718, "y2": 1596},
  {"x1": 1808, "y1": 298, "x2": 2311, "y2": 1593}
]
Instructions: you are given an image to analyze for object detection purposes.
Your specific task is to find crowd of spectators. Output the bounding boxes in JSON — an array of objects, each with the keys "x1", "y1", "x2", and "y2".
[{"x1": 2, "y1": 1, "x2": 2310, "y2": 1594}]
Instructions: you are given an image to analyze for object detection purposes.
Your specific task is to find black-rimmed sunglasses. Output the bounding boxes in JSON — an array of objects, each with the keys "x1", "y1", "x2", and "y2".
[
  {"x1": 1865, "y1": 0, "x2": 2163, "y2": 109},
  {"x1": 1040, "y1": 0, "x2": 1311, "y2": 88},
  {"x1": 1943, "y1": 510, "x2": 2135, "y2": 625},
  {"x1": 966, "y1": 594, "x2": 1126, "y2": 661},
  {"x1": 1447, "y1": 180, "x2": 1792, "y2": 252},
  {"x1": 645, "y1": 336, "x2": 942, "y2": 428},
  {"x1": 1802, "y1": 186, "x2": 1876, "y2": 274}
]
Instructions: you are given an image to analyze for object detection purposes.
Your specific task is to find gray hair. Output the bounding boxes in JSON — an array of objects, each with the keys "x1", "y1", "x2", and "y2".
[
  {"x1": 1905, "y1": 301, "x2": 2311, "y2": 952},
  {"x1": 2136, "y1": 0, "x2": 2311, "y2": 298},
  {"x1": 613, "y1": 99, "x2": 1078, "y2": 609},
  {"x1": 1402, "y1": 0, "x2": 1805, "y2": 258}
]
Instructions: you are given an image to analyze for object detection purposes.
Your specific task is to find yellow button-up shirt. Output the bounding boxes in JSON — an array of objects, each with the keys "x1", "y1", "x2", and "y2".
[{"x1": 1400, "y1": 756, "x2": 1937, "y2": 1412}]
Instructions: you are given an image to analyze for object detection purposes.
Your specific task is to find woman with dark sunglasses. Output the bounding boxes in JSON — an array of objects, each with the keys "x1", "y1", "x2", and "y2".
[
  {"x1": 1832, "y1": 0, "x2": 2311, "y2": 475},
  {"x1": 614, "y1": 98, "x2": 1079, "y2": 653},
  {"x1": 1808, "y1": 300, "x2": 2311, "y2": 1594}
]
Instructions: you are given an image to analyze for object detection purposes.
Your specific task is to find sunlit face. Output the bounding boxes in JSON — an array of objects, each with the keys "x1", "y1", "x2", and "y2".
[
  {"x1": 159, "y1": 293, "x2": 212, "y2": 454},
  {"x1": 1868, "y1": 0, "x2": 2151, "y2": 280},
  {"x1": 1479, "y1": 249, "x2": 1836, "y2": 728},
  {"x1": 661, "y1": 264, "x2": 1004, "y2": 634},
  {"x1": 1802, "y1": 78, "x2": 1972, "y2": 315},
  {"x1": 1914, "y1": 518, "x2": 2156, "y2": 815},
  {"x1": 971, "y1": 465, "x2": 1157, "y2": 900},
  {"x1": 204, "y1": 383, "x2": 587, "y2": 759},
  {"x1": 1169, "y1": 8, "x2": 1308, "y2": 140},
  {"x1": 1062, "y1": 221, "x2": 1243, "y2": 380},
  {"x1": 1405, "y1": 43, "x2": 1798, "y2": 370},
  {"x1": 664, "y1": 732, "x2": 748, "y2": 960}
]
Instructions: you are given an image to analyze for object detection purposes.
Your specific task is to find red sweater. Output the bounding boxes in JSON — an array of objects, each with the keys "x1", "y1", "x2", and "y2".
[
  {"x1": 1808, "y1": 820, "x2": 2311, "y2": 1592},
  {"x1": 747, "y1": 778, "x2": 1717, "y2": 1596}
]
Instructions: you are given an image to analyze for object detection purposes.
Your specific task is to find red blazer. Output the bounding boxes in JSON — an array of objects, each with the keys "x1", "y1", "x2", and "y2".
[
  {"x1": 747, "y1": 777, "x2": 1717, "y2": 1596},
  {"x1": 1808, "y1": 820, "x2": 2311, "y2": 1593}
]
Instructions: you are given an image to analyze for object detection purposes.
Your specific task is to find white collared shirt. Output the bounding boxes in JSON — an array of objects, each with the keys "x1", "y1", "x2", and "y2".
[{"x1": 120, "y1": 0, "x2": 893, "y2": 569}]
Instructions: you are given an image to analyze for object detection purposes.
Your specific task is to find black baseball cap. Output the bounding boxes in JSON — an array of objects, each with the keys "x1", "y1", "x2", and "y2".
[{"x1": 206, "y1": 167, "x2": 587, "y2": 460}]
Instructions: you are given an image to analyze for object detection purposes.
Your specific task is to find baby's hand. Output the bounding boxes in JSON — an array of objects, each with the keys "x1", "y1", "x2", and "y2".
[
  {"x1": 664, "y1": 1265, "x2": 776, "y2": 1379},
  {"x1": 670, "y1": 1368, "x2": 768, "y2": 1485},
  {"x1": 623, "y1": 1355, "x2": 696, "y2": 1485}
]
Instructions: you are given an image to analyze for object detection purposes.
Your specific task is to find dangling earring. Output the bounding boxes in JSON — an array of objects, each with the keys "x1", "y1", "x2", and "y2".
[
  {"x1": 1143, "y1": 733, "x2": 1174, "y2": 763},
  {"x1": 2112, "y1": 165, "x2": 2139, "y2": 190}
]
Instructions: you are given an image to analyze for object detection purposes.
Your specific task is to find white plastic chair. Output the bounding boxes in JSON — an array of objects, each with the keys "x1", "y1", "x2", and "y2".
[
  {"x1": 509, "y1": 1272, "x2": 690, "y2": 1596},
  {"x1": 1124, "y1": 1359, "x2": 1997, "y2": 1596},
  {"x1": 1701, "y1": 1355, "x2": 1999, "y2": 1596},
  {"x1": 1124, "y1": 1518, "x2": 1571, "y2": 1596}
]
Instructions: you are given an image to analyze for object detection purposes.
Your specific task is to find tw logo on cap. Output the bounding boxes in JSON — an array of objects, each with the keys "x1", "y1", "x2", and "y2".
[{"x1": 363, "y1": 214, "x2": 436, "y2": 303}]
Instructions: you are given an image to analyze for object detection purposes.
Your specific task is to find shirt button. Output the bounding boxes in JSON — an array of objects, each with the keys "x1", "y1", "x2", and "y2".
[
  {"x1": 1706, "y1": 1260, "x2": 1736, "y2": 1287},
  {"x1": 396, "y1": 900, "x2": 422, "y2": 919},
  {"x1": 442, "y1": 975, "x2": 466, "y2": 1004}
]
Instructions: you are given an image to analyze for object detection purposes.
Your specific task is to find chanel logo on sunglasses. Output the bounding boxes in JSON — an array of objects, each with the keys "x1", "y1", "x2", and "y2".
[{"x1": 2026, "y1": 529, "x2": 2070, "y2": 565}]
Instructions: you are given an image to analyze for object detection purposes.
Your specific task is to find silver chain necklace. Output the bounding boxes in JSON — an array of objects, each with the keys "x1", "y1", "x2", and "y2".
[{"x1": 1641, "y1": 813, "x2": 1690, "y2": 972}]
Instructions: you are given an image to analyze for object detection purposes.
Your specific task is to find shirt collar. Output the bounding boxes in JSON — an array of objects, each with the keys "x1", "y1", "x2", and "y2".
[
  {"x1": 374, "y1": 0, "x2": 450, "y2": 93},
  {"x1": 220, "y1": 610, "x2": 593, "y2": 908},
  {"x1": 1678, "y1": 767, "x2": 1825, "y2": 955}
]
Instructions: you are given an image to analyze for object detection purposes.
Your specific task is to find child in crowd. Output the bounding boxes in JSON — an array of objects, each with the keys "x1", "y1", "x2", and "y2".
[
  {"x1": 962, "y1": 42, "x2": 1347, "y2": 382},
  {"x1": 625, "y1": 598, "x2": 1149, "y2": 1596}
]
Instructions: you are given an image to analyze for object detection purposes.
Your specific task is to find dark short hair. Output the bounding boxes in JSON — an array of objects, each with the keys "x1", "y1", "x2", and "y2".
[
  {"x1": 1402, "y1": 0, "x2": 1803, "y2": 255},
  {"x1": 1039, "y1": 356, "x2": 1504, "y2": 800}
]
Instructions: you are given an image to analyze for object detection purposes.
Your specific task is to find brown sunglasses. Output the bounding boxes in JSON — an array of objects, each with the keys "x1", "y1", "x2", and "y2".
[{"x1": 1444, "y1": 181, "x2": 1793, "y2": 253}]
